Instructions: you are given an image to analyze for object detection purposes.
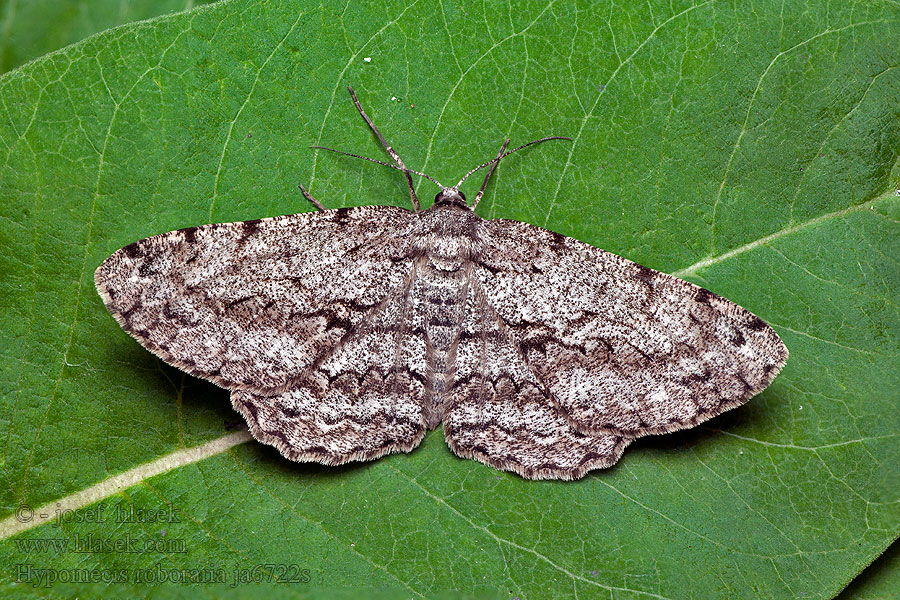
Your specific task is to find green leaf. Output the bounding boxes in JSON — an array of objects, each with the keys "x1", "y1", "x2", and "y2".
[
  {"x1": 836, "y1": 542, "x2": 900, "y2": 600},
  {"x1": 0, "y1": 0, "x2": 217, "y2": 74},
  {"x1": 1, "y1": 0, "x2": 898, "y2": 598}
]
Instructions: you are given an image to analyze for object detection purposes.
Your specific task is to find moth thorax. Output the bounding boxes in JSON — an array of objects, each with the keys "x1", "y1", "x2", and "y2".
[
  {"x1": 428, "y1": 255, "x2": 466, "y2": 272},
  {"x1": 426, "y1": 234, "x2": 481, "y2": 267}
]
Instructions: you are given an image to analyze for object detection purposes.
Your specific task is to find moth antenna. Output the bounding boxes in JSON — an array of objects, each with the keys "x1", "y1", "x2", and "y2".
[
  {"x1": 472, "y1": 139, "x2": 510, "y2": 209},
  {"x1": 455, "y1": 136, "x2": 573, "y2": 189},
  {"x1": 347, "y1": 85, "x2": 422, "y2": 211},
  {"x1": 310, "y1": 145, "x2": 445, "y2": 189}
]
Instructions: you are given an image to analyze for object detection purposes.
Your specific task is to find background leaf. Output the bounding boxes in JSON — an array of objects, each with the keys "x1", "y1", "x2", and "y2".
[
  {"x1": 836, "y1": 541, "x2": 900, "y2": 600},
  {"x1": 1, "y1": 0, "x2": 898, "y2": 598},
  {"x1": 0, "y1": 0, "x2": 217, "y2": 74}
]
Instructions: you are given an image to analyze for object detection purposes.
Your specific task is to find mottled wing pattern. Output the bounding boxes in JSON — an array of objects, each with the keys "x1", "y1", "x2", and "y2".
[
  {"x1": 95, "y1": 206, "x2": 417, "y2": 392},
  {"x1": 443, "y1": 278, "x2": 628, "y2": 480},
  {"x1": 232, "y1": 279, "x2": 428, "y2": 464},
  {"x1": 476, "y1": 219, "x2": 788, "y2": 438}
]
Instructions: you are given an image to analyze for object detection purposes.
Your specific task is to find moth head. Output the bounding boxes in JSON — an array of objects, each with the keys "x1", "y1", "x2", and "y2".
[{"x1": 433, "y1": 187, "x2": 469, "y2": 209}]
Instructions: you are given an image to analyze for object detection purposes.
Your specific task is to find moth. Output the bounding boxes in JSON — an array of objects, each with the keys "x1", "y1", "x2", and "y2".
[{"x1": 95, "y1": 87, "x2": 788, "y2": 480}]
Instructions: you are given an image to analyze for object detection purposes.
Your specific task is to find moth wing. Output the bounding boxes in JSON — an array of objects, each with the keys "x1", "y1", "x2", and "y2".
[
  {"x1": 476, "y1": 218, "x2": 788, "y2": 438},
  {"x1": 95, "y1": 206, "x2": 417, "y2": 392},
  {"x1": 443, "y1": 280, "x2": 627, "y2": 480},
  {"x1": 232, "y1": 281, "x2": 427, "y2": 464}
]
